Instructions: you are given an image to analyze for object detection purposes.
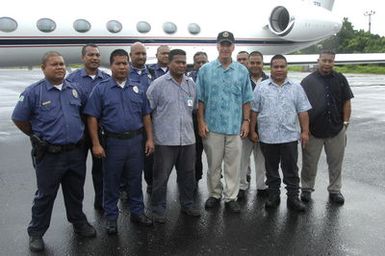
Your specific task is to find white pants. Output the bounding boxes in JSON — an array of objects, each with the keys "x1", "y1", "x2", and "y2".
[
  {"x1": 203, "y1": 132, "x2": 242, "y2": 202},
  {"x1": 239, "y1": 138, "x2": 267, "y2": 191}
]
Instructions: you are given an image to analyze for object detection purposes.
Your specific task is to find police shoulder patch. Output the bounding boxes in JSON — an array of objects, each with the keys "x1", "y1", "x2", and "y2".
[{"x1": 72, "y1": 89, "x2": 78, "y2": 98}]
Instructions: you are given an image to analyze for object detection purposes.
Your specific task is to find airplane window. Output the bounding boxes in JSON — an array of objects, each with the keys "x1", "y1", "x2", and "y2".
[
  {"x1": 0, "y1": 17, "x2": 17, "y2": 32},
  {"x1": 136, "y1": 21, "x2": 151, "y2": 33},
  {"x1": 73, "y1": 19, "x2": 91, "y2": 33},
  {"x1": 106, "y1": 20, "x2": 122, "y2": 33},
  {"x1": 163, "y1": 22, "x2": 177, "y2": 34},
  {"x1": 188, "y1": 23, "x2": 200, "y2": 35},
  {"x1": 36, "y1": 18, "x2": 56, "y2": 33}
]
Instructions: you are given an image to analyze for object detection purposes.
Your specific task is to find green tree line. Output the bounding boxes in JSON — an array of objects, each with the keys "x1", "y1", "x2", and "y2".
[{"x1": 297, "y1": 18, "x2": 385, "y2": 54}]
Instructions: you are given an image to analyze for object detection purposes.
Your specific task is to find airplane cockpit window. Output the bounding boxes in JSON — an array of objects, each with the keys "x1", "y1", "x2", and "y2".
[
  {"x1": 163, "y1": 22, "x2": 177, "y2": 34},
  {"x1": 188, "y1": 23, "x2": 200, "y2": 35},
  {"x1": 0, "y1": 17, "x2": 17, "y2": 32},
  {"x1": 106, "y1": 20, "x2": 122, "y2": 33},
  {"x1": 136, "y1": 21, "x2": 151, "y2": 33},
  {"x1": 36, "y1": 18, "x2": 56, "y2": 33},
  {"x1": 73, "y1": 19, "x2": 91, "y2": 33}
]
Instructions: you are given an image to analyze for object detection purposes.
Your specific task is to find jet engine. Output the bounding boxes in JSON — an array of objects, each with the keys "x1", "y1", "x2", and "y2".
[{"x1": 267, "y1": 4, "x2": 341, "y2": 42}]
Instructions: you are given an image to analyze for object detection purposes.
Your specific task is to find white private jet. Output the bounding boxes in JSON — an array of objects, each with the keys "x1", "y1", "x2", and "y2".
[{"x1": 0, "y1": 0, "x2": 342, "y2": 67}]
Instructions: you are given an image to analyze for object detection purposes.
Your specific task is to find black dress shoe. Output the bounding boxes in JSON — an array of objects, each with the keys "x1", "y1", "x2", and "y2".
[
  {"x1": 181, "y1": 207, "x2": 201, "y2": 217},
  {"x1": 152, "y1": 213, "x2": 167, "y2": 224},
  {"x1": 204, "y1": 197, "x2": 220, "y2": 209},
  {"x1": 29, "y1": 235, "x2": 44, "y2": 252},
  {"x1": 74, "y1": 222, "x2": 97, "y2": 237},
  {"x1": 225, "y1": 201, "x2": 241, "y2": 213},
  {"x1": 300, "y1": 191, "x2": 311, "y2": 202},
  {"x1": 287, "y1": 197, "x2": 306, "y2": 212},
  {"x1": 329, "y1": 192, "x2": 345, "y2": 205},
  {"x1": 257, "y1": 189, "x2": 269, "y2": 198},
  {"x1": 265, "y1": 194, "x2": 281, "y2": 208},
  {"x1": 106, "y1": 219, "x2": 118, "y2": 235},
  {"x1": 130, "y1": 213, "x2": 153, "y2": 226},
  {"x1": 237, "y1": 189, "x2": 246, "y2": 200}
]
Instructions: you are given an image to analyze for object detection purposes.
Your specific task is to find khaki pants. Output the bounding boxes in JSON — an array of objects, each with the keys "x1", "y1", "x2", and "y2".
[
  {"x1": 203, "y1": 132, "x2": 242, "y2": 202},
  {"x1": 301, "y1": 127, "x2": 347, "y2": 193},
  {"x1": 239, "y1": 138, "x2": 266, "y2": 191}
]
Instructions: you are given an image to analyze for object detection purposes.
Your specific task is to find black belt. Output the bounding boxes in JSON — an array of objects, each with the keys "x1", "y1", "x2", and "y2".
[
  {"x1": 46, "y1": 140, "x2": 83, "y2": 153},
  {"x1": 104, "y1": 128, "x2": 143, "y2": 140}
]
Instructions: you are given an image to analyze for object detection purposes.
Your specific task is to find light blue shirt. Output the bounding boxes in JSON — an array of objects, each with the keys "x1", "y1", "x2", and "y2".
[
  {"x1": 252, "y1": 78, "x2": 311, "y2": 144},
  {"x1": 196, "y1": 59, "x2": 253, "y2": 135},
  {"x1": 147, "y1": 73, "x2": 196, "y2": 146}
]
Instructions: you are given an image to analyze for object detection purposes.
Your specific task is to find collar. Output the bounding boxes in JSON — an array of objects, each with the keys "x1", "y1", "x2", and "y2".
[
  {"x1": 80, "y1": 68, "x2": 104, "y2": 79},
  {"x1": 45, "y1": 79, "x2": 73, "y2": 91},
  {"x1": 164, "y1": 72, "x2": 190, "y2": 82}
]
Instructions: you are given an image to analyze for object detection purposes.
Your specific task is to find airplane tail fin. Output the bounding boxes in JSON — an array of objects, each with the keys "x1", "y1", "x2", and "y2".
[{"x1": 311, "y1": 0, "x2": 335, "y2": 11}]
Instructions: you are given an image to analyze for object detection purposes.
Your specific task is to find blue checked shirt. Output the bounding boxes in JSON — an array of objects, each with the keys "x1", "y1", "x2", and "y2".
[
  {"x1": 252, "y1": 78, "x2": 312, "y2": 144},
  {"x1": 146, "y1": 73, "x2": 196, "y2": 146}
]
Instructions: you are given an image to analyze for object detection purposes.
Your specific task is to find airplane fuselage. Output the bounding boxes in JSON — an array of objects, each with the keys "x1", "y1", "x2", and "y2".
[{"x1": 0, "y1": 0, "x2": 341, "y2": 67}]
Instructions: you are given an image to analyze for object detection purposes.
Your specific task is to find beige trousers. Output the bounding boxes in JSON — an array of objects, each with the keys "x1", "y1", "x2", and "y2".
[
  {"x1": 239, "y1": 138, "x2": 267, "y2": 191},
  {"x1": 301, "y1": 127, "x2": 347, "y2": 193},
  {"x1": 203, "y1": 132, "x2": 242, "y2": 202}
]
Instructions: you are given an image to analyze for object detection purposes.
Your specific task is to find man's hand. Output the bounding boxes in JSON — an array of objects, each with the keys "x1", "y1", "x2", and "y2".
[
  {"x1": 249, "y1": 131, "x2": 259, "y2": 143},
  {"x1": 198, "y1": 120, "x2": 209, "y2": 138},
  {"x1": 92, "y1": 144, "x2": 106, "y2": 158},
  {"x1": 145, "y1": 139, "x2": 155, "y2": 156},
  {"x1": 240, "y1": 121, "x2": 250, "y2": 139},
  {"x1": 300, "y1": 131, "x2": 309, "y2": 148}
]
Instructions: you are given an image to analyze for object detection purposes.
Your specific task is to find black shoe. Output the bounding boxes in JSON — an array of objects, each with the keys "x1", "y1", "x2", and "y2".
[
  {"x1": 246, "y1": 174, "x2": 251, "y2": 182},
  {"x1": 204, "y1": 197, "x2": 220, "y2": 209},
  {"x1": 237, "y1": 189, "x2": 246, "y2": 200},
  {"x1": 181, "y1": 207, "x2": 201, "y2": 217},
  {"x1": 225, "y1": 201, "x2": 241, "y2": 213},
  {"x1": 73, "y1": 222, "x2": 97, "y2": 237},
  {"x1": 257, "y1": 189, "x2": 269, "y2": 198},
  {"x1": 300, "y1": 191, "x2": 311, "y2": 202},
  {"x1": 29, "y1": 235, "x2": 44, "y2": 252},
  {"x1": 265, "y1": 194, "x2": 281, "y2": 208},
  {"x1": 106, "y1": 219, "x2": 118, "y2": 235},
  {"x1": 329, "y1": 192, "x2": 345, "y2": 205},
  {"x1": 152, "y1": 213, "x2": 167, "y2": 224},
  {"x1": 130, "y1": 213, "x2": 153, "y2": 226},
  {"x1": 287, "y1": 197, "x2": 306, "y2": 212}
]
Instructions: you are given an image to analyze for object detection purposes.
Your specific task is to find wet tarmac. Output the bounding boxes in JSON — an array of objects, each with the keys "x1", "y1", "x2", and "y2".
[{"x1": 1, "y1": 69, "x2": 385, "y2": 256}]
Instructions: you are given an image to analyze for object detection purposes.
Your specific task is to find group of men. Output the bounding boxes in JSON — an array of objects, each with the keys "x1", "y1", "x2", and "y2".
[{"x1": 11, "y1": 30, "x2": 353, "y2": 252}]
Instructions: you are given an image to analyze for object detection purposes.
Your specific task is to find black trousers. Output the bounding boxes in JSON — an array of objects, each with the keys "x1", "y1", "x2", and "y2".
[
  {"x1": 83, "y1": 131, "x2": 103, "y2": 205},
  {"x1": 28, "y1": 147, "x2": 88, "y2": 237},
  {"x1": 193, "y1": 112, "x2": 203, "y2": 181},
  {"x1": 260, "y1": 141, "x2": 300, "y2": 197},
  {"x1": 151, "y1": 144, "x2": 196, "y2": 215}
]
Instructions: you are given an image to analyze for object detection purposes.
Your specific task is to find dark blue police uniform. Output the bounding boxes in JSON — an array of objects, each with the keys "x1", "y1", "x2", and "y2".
[
  {"x1": 147, "y1": 63, "x2": 168, "y2": 79},
  {"x1": 119, "y1": 65, "x2": 155, "y2": 194},
  {"x1": 12, "y1": 79, "x2": 89, "y2": 237},
  {"x1": 66, "y1": 68, "x2": 110, "y2": 208},
  {"x1": 84, "y1": 77, "x2": 151, "y2": 221}
]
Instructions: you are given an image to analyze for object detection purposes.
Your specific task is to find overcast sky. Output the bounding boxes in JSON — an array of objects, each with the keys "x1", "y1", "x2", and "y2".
[{"x1": 333, "y1": 0, "x2": 384, "y2": 36}]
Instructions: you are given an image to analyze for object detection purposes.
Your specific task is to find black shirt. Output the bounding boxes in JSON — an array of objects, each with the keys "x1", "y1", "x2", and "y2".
[{"x1": 301, "y1": 71, "x2": 354, "y2": 138}]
